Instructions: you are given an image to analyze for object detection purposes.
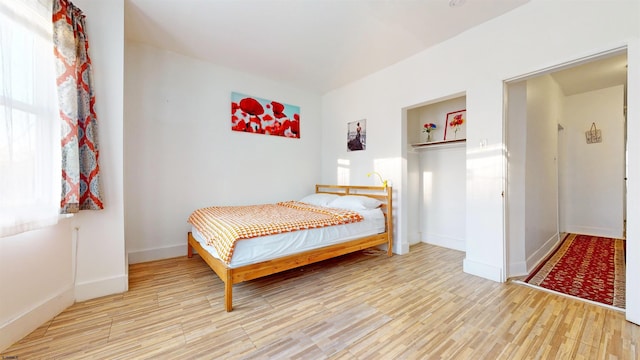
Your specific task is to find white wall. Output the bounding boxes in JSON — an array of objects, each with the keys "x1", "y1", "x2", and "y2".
[
  {"x1": 507, "y1": 75, "x2": 564, "y2": 278},
  {"x1": 70, "y1": 0, "x2": 127, "y2": 302},
  {"x1": 320, "y1": 0, "x2": 638, "y2": 303},
  {"x1": 0, "y1": 220, "x2": 74, "y2": 351},
  {"x1": 124, "y1": 42, "x2": 323, "y2": 263},
  {"x1": 0, "y1": 0, "x2": 126, "y2": 351},
  {"x1": 507, "y1": 81, "x2": 527, "y2": 275},
  {"x1": 625, "y1": 37, "x2": 640, "y2": 326},
  {"x1": 524, "y1": 75, "x2": 562, "y2": 268},
  {"x1": 562, "y1": 85, "x2": 625, "y2": 238},
  {"x1": 508, "y1": 75, "x2": 563, "y2": 277},
  {"x1": 418, "y1": 145, "x2": 466, "y2": 251}
]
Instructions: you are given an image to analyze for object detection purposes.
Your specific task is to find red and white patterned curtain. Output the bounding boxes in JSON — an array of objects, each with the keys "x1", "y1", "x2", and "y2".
[{"x1": 52, "y1": 0, "x2": 103, "y2": 213}]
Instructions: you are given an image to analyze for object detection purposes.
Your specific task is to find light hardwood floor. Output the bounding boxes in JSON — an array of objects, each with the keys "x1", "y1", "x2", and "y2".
[{"x1": 3, "y1": 243, "x2": 639, "y2": 359}]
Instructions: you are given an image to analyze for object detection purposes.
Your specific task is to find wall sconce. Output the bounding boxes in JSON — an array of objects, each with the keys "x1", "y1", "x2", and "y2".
[{"x1": 367, "y1": 172, "x2": 388, "y2": 189}]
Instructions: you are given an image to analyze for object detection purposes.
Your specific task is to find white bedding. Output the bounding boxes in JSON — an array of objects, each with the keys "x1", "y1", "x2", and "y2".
[{"x1": 191, "y1": 208, "x2": 386, "y2": 268}]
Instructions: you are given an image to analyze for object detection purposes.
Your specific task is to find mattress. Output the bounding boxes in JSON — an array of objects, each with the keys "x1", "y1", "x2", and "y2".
[{"x1": 191, "y1": 208, "x2": 386, "y2": 268}]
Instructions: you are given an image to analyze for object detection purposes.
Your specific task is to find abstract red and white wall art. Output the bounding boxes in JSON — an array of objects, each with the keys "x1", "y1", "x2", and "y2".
[{"x1": 231, "y1": 92, "x2": 300, "y2": 138}]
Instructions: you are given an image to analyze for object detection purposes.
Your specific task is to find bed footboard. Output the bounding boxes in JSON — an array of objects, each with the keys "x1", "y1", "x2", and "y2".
[{"x1": 188, "y1": 231, "x2": 390, "y2": 312}]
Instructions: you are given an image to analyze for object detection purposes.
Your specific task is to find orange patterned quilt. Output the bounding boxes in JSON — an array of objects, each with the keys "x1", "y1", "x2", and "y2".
[{"x1": 188, "y1": 201, "x2": 364, "y2": 264}]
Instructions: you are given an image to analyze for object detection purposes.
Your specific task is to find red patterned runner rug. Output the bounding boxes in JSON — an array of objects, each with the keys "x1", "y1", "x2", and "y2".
[{"x1": 524, "y1": 233, "x2": 626, "y2": 309}]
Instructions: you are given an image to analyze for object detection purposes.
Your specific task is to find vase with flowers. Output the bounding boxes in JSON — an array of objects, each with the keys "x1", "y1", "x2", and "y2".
[
  {"x1": 448, "y1": 114, "x2": 464, "y2": 139},
  {"x1": 423, "y1": 123, "x2": 437, "y2": 142}
]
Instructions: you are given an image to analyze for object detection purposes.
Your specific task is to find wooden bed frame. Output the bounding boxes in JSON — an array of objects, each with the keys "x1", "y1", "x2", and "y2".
[{"x1": 187, "y1": 184, "x2": 393, "y2": 312}]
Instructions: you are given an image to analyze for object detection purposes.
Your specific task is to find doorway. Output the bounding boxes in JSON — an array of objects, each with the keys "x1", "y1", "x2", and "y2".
[{"x1": 504, "y1": 50, "x2": 628, "y2": 278}]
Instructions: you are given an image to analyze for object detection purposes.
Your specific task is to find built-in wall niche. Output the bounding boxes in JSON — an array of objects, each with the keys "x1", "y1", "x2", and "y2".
[
  {"x1": 408, "y1": 95, "x2": 467, "y2": 148},
  {"x1": 405, "y1": 93, "x2": 467, "y2": 252}
]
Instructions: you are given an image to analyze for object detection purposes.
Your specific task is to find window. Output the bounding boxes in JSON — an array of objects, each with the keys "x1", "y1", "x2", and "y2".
[{"x1": 0, "y1": 0, "x2": 61, "y2": 237}]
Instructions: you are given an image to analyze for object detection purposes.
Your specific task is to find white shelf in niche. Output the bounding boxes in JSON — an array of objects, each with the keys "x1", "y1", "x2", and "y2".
[{"x1": 411, "y1": 139, "x2": 466, "y2": 150}]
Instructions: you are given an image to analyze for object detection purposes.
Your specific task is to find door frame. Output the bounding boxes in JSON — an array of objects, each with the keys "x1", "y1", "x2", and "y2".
[{"x1": 502, "y1": 46, "x2": 628, "y2": 279}]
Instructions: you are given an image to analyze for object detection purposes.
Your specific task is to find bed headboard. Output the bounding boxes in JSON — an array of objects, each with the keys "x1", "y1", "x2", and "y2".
[
  {"x1": 315, "y1": 184, "x2": 393, "y2": 252},
  {"x1": 315, "y1": 184, "x2": 391, "y2": 204}
]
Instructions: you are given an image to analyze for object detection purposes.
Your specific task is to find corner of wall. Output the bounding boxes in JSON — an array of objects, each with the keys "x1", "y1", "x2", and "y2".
[
  {"x1": 74, "y1": 274, "x2": 128, "y2": 302},
  {"x1": 396, "y1": 241, "x2": 410, "y2": 255},
  {"x1": 0, "y1": 285, "x2": 74, "y2": 352},
  {"x1": 127, "y1": 244, "x2": 185, "y2": 264},
  {"x1": 463, "y1": 258, "x2": 503, "y2": 282},
  {"x1": 525, "y1": 232, "x2": 561, "y2": 273}
]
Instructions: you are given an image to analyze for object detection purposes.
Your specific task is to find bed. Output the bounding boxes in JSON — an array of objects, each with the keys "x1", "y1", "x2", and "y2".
[{"x1": 187, "y1": 184, "x2": 393, "y2": 311}]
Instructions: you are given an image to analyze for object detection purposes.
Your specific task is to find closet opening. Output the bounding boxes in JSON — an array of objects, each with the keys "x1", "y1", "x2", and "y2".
[{"x1": 404, "y1": 93, "x2": 467, "y2": 254}]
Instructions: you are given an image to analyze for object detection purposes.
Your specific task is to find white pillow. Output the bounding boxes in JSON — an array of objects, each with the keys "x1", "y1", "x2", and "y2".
[
  {"x1": 328, "y1": 195, "x2": 383, "y2": 211},
  {"x1": 299, "y1": 193, "x2": 340, "y2": 207}
]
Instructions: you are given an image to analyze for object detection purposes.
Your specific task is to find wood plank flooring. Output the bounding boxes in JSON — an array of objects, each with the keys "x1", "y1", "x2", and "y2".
[{"x1": 3, "y1": 243, "x2": 639, "y2": 359}]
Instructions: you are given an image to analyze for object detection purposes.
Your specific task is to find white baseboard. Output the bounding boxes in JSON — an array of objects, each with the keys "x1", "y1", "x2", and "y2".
[
  {"x1": 0, "y1": 285, "x2": 74, "y2": 352},
  {"x1": 566, "y1": 225, "x2": 623, "y2": 239},
  {"x1": 525, "y1": 233, "x2": 561, "y2": 273},
  {"x1": 463, "y1": 258, "x2": 503, "y2": 282},
  {"x1": 396, "y1": 239, "x2": 410, "y2": 255},
  {"x1": 509, "y1": 261, "x2": 528, "y2": 278},
  {"x1": 423, "y1": 233, "x2": 465, "y2": 252},
  {"x1": 128, "y1": 244, "x2": 185, "y2": 264},
  {"x1": 508, "y1": 233, "x2": 561, "y2": 278},
  {"x1": 75, "y1": 274, "x2": 128, "y2": 302},
  {"x1": 408, "y1": 231, "x2": 422, "y2": 246}
]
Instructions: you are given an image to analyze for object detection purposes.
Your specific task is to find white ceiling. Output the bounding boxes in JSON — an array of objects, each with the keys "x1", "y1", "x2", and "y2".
[
  {"x1": 125, "y1": 0, "x2": 530, "y2": 94},
  {"x1": 550, "y1": 53, "x2": 628, "y2": 96},
  {"x1": 124, "y1": 0, "x2": 627, "y2": 96}
]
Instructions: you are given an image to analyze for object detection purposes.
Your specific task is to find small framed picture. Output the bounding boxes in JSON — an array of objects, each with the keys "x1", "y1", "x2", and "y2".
[
  {"x1": 444, "y1": 109, "x2": 466, "y2": 141},
  {"x1": 347, "y1": 119, "x2": 366, "y2": 151}
]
